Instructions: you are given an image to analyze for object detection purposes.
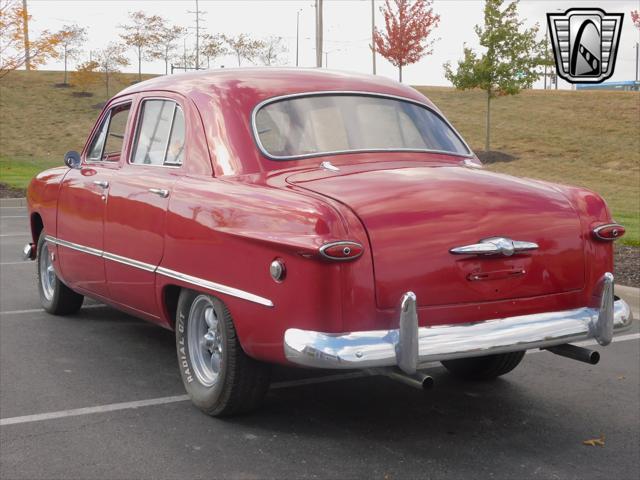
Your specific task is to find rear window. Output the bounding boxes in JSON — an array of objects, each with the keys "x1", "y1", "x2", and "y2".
[{"x1": 253, "y1": 94, "x2": 470, "y2": 159}]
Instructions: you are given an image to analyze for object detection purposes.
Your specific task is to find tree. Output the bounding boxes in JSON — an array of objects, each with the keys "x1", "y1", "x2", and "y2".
[
  {"x1": 95, "y1": 42, "x2": 129, "y2": 97},
  {"x1": 153, "y1": 22, "x2": 185, "y2": 75},
  {"x1": 71, "y1": 60, "x2": 99, "y2": 95},
  {"x1": 119, "y1": 11, "x2": 162, "y2": 81},
  {"x1": 373, "y1": 0, "x2": 440, "y2": 82},
  {"x1": 59, "y1": 24, "x2": 87, "y2": 85},
  {"x1": 223, "y1": 34, "x2": 264, "y2": 67},
  {"x1": 444, "y1": 0, "x2": 545, "y2": 152},
  {"x1": 200, "y1": 33, "x2": 227, "y2": 69},
  {"x1": 631, "y1": 10, "x2": 640, "y2": 30},
  {"x1": 0, "y1": 0, "x2": 63, "y2": 79},
  {"x1": 258, "y1": 36, "x2": 288, "y2": 66}
]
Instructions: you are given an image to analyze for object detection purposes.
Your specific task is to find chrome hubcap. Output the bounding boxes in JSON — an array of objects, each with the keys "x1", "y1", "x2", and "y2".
[
  {"x1": 187, "y1": 295, "x2": 223, "y2": 387},
  {"x1": 39, "y1": 241, "x2": 56, "y2": 301}
]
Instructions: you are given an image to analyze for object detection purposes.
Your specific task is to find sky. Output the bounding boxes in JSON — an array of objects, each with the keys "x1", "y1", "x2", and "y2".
[{"x1": 27, "y1": 0, "x2": 640, "y2": 88}]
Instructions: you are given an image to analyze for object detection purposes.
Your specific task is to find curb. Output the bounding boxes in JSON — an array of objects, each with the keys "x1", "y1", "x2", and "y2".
[
  {"x1": 0, "y1": 197, "x2": 27, "y2": 207},
  {"x1": 616, "y1": 285, "x2": 640, "y2": 313}
]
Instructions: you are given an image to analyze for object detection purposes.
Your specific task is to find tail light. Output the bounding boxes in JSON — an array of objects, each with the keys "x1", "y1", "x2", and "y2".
[
  {"x1": 592, "y1": 223, "x2": 625, "y2": 241},
  {"x1": 319, "y1": 241, "x2": 364, "y2": 261}
]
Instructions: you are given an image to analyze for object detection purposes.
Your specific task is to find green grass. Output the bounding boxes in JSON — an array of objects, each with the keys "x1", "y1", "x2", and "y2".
[
  {"x1": 415, "y1": 86, "x2": 640, "y2": 246},
  {"x1": 0, "y1": 71, "x2": 638, "y2": 245}
]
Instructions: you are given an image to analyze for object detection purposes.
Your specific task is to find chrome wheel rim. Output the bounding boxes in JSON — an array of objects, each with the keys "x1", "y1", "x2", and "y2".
[
  {"x1": 187, "y1": 295, "x2": 223, "y2": 387},
  {"x1": 39, "y1": 240, "x2": 56, "y2": 301}
]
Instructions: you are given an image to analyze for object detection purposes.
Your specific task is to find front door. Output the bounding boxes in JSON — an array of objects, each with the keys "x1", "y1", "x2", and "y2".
[
  {"x1": 56, "y1": 101, "x2": 133, "y2": 298},
  {"x1": 103, "y1": 98, "x2": 186, "y2": 317}
]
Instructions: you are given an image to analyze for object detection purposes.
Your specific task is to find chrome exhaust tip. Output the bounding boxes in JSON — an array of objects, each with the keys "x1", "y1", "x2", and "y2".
[
  {"x1": 382, "y1": 368, "x2": 434, "y2": 390},
  {"x1": 22, "y1": 243, "x2": 35, "y2": 261},
  {"x1": 545, "y1": 344, "x2": 600, "y2": 365}
]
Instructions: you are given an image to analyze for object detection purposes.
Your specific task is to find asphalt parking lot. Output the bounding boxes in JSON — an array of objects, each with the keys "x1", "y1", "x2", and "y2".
[{"x1": 0, "y1": 205, "x2": 638, "y2": 480}]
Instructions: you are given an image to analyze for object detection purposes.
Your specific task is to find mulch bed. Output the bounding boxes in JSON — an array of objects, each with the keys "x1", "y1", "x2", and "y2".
[
  {"x1": 0, "y1": 183, "x2": 25, "y2": 198},
  {"x1": 477, "y1": 150, "x2": 518, "y2": 164},
  {"x1": 615, "y1": 244, "x2": 640, "y2": 288}
]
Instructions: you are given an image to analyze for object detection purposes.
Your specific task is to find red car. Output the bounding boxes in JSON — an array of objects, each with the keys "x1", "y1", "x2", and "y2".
[{"x1": 25, "y1": 69, "x2": 633, "y2": 416}]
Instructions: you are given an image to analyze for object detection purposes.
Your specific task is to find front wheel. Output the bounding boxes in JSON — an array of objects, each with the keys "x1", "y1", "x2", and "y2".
[
  {"x1": 175, "y1": 289, "x2": 271, "y2": 416},
  {"x1": 37, "y1": 233, "x2": 84, "y2": 315},
  {"x1": 441, "y1": 351, "x2": 525, "y2": 381}
]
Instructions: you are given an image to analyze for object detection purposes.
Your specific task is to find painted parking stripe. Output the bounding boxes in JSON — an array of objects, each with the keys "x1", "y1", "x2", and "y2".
[
  {"x1": 0, "y1": 261, "x2": 31, "y2": 266},
  {"x1": 0, "y1": 304, "x2": 107, "y2": 316},
  {"x1": 1, "y1": 333, "x2": 638, "y2": 427},
  {"x1": 0, "y1": 215, "x2": 28, "y2": 219},
  {"x1": 0, "y1": 395, "x2": 191, "y2": 426},
  {"x1": 0, "y1": 233, "x2": 30, "y2": 237}
]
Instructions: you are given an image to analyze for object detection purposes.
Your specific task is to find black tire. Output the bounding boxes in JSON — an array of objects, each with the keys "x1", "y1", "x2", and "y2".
[
  {"x1": 441, "y1": 351, "x2": 525, "y2": 381},
  {"x1": 36, "y1": 233, "x2": 84, "y2": 315},
  {"x1": 175, "y1": 289, "x2": 271, "y2": 416}
]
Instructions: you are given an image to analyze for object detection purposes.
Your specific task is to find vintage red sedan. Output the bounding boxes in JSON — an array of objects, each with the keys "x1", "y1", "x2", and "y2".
[{"x1": 25, "y1": 69, "x2": 633, "y2": 415}]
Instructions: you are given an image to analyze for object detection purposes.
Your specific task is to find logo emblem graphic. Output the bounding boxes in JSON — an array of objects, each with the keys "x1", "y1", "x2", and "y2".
[{"x1": 547, "y1": 8, "x2": 624, "y2": 84}]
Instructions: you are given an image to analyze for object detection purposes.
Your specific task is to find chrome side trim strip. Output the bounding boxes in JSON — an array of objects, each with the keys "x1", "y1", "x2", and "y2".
[
  {"x1": 102, "y1": 251, "x2": 156, "y2": 273},
  {"x1": 45, "y1": 235, "x2": 102, "y2": 257},
  {"x1": 156, "y1": 267, "x2": 274, "y2": 308},
  {"x1": 45, "y1": 235, "x2": 274, "y2": 307}
]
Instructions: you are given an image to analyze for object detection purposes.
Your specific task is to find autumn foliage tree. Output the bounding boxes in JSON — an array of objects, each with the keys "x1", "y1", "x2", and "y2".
[
  {"x1": 95, "y1": 42, "x2": 130, "y2": 97},
  {"x1": 200, "y1": 34, "x2": 227, "y2": 69},
  {"x1": 59, "y1": 24, "x2": 87, "y2": 85},
  {"x1": 258, "y1": 36, "x2": 288, "y2": 66},
  {"x1": 153, "y1": 22, "x2": 185, "y2": 74},
  {"x1": 0, "y1": 0, "x2": 63, "y2": 79},
  {"x1": 71, "y1": 60, "x2": 99, "y2": 95},
  {"x1": 223, "y1": 34, "x2": 264, "y2": 67},
  {"x1": 631, "y1": 10, "x2": 640, "y2": 30},
  {"x1": 119, "y1": 11, "x2": 162, "y2": 81},
  {"x1": 373, "y1": 0, "x2": 440, "y2": 82}
]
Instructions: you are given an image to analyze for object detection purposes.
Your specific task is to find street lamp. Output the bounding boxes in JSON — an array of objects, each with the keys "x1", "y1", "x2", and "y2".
[{"x1": 296, "y1": 9, "x2": 303, "y2": 67}]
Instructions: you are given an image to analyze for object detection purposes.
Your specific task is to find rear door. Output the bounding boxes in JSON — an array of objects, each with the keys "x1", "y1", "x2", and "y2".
[
  {"x1": 56, "y1": 101, "x2": 133, "y2": 298},
  {"x1": 103, "y1": 96, "x2": 187, "y2": 317}
]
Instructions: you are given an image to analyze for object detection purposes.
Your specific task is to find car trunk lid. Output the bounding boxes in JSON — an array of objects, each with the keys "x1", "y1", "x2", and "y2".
[{"x1": 288, "y1": 163, "x2": 585, "y2": 309}]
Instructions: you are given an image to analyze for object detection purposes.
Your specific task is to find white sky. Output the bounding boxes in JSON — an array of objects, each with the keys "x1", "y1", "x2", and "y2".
[{"x1": 28, "y1": 0, "x2": 640, "y2": 88}]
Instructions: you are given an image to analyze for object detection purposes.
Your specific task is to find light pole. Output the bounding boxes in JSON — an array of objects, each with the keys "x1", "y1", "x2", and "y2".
[
  {"x1": 371, "y1": 0, "x2": 376, "y2": 75},
  {"x1": 296, "y1": 9, "x2": 303, "y2": 67}
]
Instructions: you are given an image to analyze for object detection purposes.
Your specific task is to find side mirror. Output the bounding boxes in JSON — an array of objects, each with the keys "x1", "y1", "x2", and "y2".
[{"x1": 64, "y1": 151, "x2": 82, "y2": 169}]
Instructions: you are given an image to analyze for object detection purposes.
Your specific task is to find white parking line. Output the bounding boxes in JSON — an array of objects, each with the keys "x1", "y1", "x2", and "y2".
[
  {"x1": 0, "y1": 395, "x2": 191, "y2": 426},
  {"x1": 0, "y1": 215, "x2": 28, "y2": 219},
  {"x1": 0, "y1": 333, "x2": 637, "y2": 427},
  {"x1": 0, "y1": 304, "x2": 107, "y2": 315},
  {"x1": 0, "y1": 261, "x2": 31, "y2": 266},
  {"x1": 0, "y1": 207, "x2": 26, "y2": 209},
  {"x1": 0, "y1": 233, "x2": 29, "y2": 237}
]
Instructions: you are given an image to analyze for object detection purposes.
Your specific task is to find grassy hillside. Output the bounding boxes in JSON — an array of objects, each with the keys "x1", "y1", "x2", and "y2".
[{"x1": 0, "y1": 70, "x2": 638, "y2": 245}]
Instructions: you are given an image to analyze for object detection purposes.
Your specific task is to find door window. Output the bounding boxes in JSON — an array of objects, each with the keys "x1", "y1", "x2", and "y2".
[
  {"x1": 131, "y1": 100, "x2": 185, "y2": 166},
  {"x1": 87, "y1": 103, "x2": 132, "y2": 162}
]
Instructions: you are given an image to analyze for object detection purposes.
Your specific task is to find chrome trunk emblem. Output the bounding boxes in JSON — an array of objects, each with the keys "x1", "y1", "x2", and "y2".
[{"x1": 450, "y1": 237, "x2": 538, "y2": 257}]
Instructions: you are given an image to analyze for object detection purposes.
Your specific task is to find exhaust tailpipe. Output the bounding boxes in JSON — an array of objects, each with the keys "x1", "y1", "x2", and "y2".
[
  {"x1": 383, "y1": 368, "x2": 434, "y2": 390},
  {"x1": 546, "y1": 344, "x2": 600, "y2": 365}
]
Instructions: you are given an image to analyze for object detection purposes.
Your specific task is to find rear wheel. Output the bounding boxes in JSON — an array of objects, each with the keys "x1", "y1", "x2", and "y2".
[
  {"x1": 175, "y1": 289, "x2": 271, "y2": 416},
  {"x1": 441, "y1": 351, "x2": 525, "y2": 381},
  {"x1": 37, "y1": 233, "x2": 84, "y2": 315}
]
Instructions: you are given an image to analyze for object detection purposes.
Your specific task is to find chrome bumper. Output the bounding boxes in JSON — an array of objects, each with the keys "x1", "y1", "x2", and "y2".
[{"x1": 284, "y1": 273, "x2": 634, "y2": 374}]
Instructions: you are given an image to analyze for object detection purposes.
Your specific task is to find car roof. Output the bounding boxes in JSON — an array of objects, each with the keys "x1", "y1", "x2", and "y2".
[{"x1": 117, "y1": 68, "x2": 435, "y2": 109}]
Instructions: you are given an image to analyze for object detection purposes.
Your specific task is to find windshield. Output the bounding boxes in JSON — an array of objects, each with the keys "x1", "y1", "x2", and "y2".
[{"x1": 253, "y1": 94, "x2": 470, "y2": 160}]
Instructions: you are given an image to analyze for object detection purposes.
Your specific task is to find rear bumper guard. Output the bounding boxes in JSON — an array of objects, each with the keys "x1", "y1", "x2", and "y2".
[{"x1": 284, "y1": 273, "x2": 634, "y2": 374}]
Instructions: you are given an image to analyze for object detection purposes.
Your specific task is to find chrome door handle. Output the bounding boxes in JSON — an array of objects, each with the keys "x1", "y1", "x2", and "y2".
[
  {"x1": 148, "y1": 188, "x2": 170, "y2": 198},
  {"x1": 93, "y1": 180, "x2": 109, "y2": 189}
]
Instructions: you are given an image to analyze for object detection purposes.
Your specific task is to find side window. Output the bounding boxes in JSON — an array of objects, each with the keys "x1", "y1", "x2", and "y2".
[
  {"x1": 87, "y1": 103, "x2": 131, "y2": 162},
  {"x1": 132, "y1": 99, "x2": 185, "y2": 166}
]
